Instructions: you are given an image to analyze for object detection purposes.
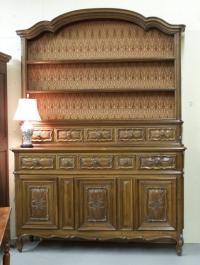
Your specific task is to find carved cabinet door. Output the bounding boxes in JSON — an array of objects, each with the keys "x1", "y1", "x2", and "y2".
[
  {"x1": 75, "y1": 177, "x2": 117, "y2": 230},
  {"x1": 136, "y1": 177, "x2": 177, "y2": 230},
  {"x1": 20, "y1": 177, "x2": 58, "y2": 229}
]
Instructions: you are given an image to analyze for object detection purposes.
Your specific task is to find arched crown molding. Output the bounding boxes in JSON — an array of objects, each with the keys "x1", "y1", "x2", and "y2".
[{"x1": 16, "y1": 8, "x2": 185, "y2": 39}]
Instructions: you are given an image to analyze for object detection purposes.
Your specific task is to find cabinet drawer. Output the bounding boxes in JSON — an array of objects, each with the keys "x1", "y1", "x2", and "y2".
[
  {"x1": 138, "y1": 154, "x2": 177, "y2": 170},
  {"x1": 32, "y1": 128, "x2": 53, "y2": 142},
  {"x1": 19, "y1": 155, "x2": 56, "y2": 170}
]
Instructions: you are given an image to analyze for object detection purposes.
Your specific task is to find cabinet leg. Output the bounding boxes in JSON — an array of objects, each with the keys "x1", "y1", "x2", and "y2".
[
  {"x1": 3, "y1": 242, "x2": 10, "y2": 265},
  {"x1": 176, "y1": 234, "x2": 183, "y2": 256},
  {"x1": 16, "y1": 236, "x2": 23, "y2": 252}
]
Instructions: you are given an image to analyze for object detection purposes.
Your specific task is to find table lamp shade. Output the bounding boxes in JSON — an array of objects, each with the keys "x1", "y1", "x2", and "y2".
[{"x1": 13, "y1": 98, "x2": 41, "y2": 121}]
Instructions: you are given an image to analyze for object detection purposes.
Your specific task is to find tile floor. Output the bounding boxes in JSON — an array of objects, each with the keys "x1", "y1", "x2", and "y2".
[{"x1": 11, "y1": 240, "x2": 200, "y2": 265}]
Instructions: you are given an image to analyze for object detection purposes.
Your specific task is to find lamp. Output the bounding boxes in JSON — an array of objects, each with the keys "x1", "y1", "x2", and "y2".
[{"x1": 13, "y1": 98, "x2": 41, "y2": 148}]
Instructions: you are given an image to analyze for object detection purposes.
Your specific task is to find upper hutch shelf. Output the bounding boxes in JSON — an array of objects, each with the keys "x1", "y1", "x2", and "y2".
[{"x1": 17, "y1": 8, "x2": 185, "y2": 120}]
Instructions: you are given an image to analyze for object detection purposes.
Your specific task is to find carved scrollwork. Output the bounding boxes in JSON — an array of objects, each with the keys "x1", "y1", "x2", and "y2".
[
  {"x1": 79, "y1": 156, "x2": 113, "y2": 169},
  {"x1": 148, "y1": 128, "x2": 176, "y2": 141},
  {"x1": 55, "y1": 129, "x2": 83, "y2": 142},
  {"x1": 30, "y1": 187, "x2": 49, "y2": 221},
  {"x1": 117, "y1": 128, "x2": 145, "y2": 141},
  {"x1": 146, "y1": 188, "x2": 167, "y2": 222},
  {"x1": 87, "y1": 188, "x2": 107, "y2": 222},
  {"x1": 139, "y1": 155, "x2": 176, "y2": 169},
  {"x1": 58, "y1": 156, "x2": 76, "y2": 169},
  {"x1": 20, "y1": 156, "x2": 55, "y2": 169},
  {"x1": 32, "y1": 129, "x2": 53, "y2": 142},
  {"x1": 85, "y1": 128, "x2": 113, "y2": 142}
]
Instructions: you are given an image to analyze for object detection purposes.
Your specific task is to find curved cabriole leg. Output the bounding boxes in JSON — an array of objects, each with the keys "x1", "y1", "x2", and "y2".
[
  {"x1": 176, "y1": 234, "x2": 184, "y2": 256},
  {"x1": 16, "y1": 236, "x2": 24, "y2": 252}
]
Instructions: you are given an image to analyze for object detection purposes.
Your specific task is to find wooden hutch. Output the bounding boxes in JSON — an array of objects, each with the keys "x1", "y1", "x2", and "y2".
[{"x1": 12, "y1": 8, "x2": 185, "y2": 255}]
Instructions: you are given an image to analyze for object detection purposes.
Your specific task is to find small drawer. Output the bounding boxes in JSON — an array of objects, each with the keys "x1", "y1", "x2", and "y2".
[
  {"x1": 84, "y1": 128, "x2": 114, "y2": 142},
  {"x1": 55, "y1": 128, "x2": 83, "y2": 142},
  {"x1": 57, "y1": 155, "x2": 77, "y2": 169},
  {"x1": 147, "y1": 127, "x2": 177, "y2": 142},
  {"x1": 19, "y1": 155, "x2": 56, "y2": 170},
  {"x1": 32, "y1": 128, "x2": 53, "y2": 142},
  {"x1": 117, "y1": 128, "x2": 145, "y2": 142},
  {"x1": 79, "y1": 155, "x2": 114, "y2": 169},
  {"x1": 138, "y1": 154, "x2": 177, "y2": 170},
  {"x1": 115, "y1": 155, "x2": 136, "y2": 169}
]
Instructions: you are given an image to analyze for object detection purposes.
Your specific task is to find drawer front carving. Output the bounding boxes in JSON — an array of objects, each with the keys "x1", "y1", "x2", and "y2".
[
  {"x1": 139, "y1": 155, "x2": 176, "y2": 170},
  {"x1": 117, "y1": 128, "x2": 145, "y2": 142},
  {"x1": 79, "y1": 155, "x2": 113, "y2": 169},
  {"x1": 32, "y1": 129, "x2": 53, "y2": 142},
  {"x1": 147, "y1": 128, "x2": 176, "y2": 141},
  {"x1": 115, "y1": 156, "x2": 135, "y2": 169},
  {"x1": 85, "y1": 128, "x2": 113, "y2": 142},
  {"x1": 58, "y1": 156, "x2": 76, "y2": 169},
  {"x1": 19, "y1": 156, "x2": 55, "y2": 169},
  {"x1": 55, "y1": 129, "x2": 83, "y2": 142}
]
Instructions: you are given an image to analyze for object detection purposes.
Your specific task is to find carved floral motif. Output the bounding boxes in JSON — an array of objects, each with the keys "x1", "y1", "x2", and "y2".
[
  {"x1": 32, "y1": 129, "x2": 53, "y2": 142},
  {"x1": 20, "y1": 156, "x2": 55, "y2": 169},
  {"x1": 55, "y1": 129, "x2": 83, "y2": 142},
  {"x1": 148, "y1": 128, "x2": 176, "y2": 141},
  {"x1": 30, "y1": 187, "x2": 49, "y2": 221},
  {"x1": 117, "y1": 128, "x2": 145, "y2": 141},
  {"x1": 80, "y1": 156, "x2": 113, "y2": 169},
  {"x1": 87, "y1": 188, "x2": 107, "y2": 222},
  {"x1": 140, "y1": 155, "x2": 176, "y2": 169},
  {"x1": 146, "y1": 188, "x2": 167, "y2": 222}
]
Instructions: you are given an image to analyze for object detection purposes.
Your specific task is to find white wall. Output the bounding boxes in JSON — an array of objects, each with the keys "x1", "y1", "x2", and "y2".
[{"x1": 0, "y1": 0, "x2": 200, "y2": 243}]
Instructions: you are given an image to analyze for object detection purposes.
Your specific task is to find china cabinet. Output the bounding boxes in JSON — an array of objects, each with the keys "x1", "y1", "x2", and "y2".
[{"x1": 13, "y1": 8, "x2": 185, "y2": 255}]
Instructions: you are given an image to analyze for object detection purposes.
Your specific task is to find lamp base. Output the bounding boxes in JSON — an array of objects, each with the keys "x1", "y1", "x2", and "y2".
[
  {"x1": 20, "y1": 121, "x2": 34, "y2": 148},
  {"x1": 20, "y1": 144, "x2": 33, "y2": 148}
]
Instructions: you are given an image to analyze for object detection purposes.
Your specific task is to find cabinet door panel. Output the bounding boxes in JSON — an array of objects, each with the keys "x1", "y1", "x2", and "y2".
[
  {"x1": 76, "y1": 177, "x2": 116, "y2": 230},
  {"x1": 21, "y1": 177, "x2": 58, "y2": 229},
  {"x1": 60, "y1": 178, "x2": 74, "y2": 229},
  {"x1": 137, "y1": 178, "x2": 176, "y2": 230}
]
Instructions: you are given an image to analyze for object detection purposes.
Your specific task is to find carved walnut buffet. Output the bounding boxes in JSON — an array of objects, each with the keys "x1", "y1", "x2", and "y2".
[{"x1": 12, "y1": 8, "x2": 185, "y2": 255}]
